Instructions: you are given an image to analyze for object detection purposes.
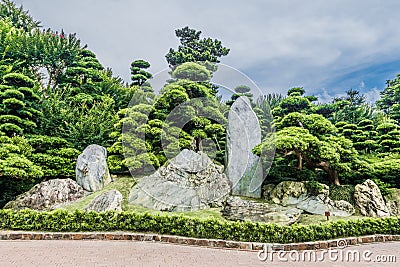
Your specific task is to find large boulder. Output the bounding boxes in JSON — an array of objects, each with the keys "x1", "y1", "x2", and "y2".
[
  {"x1": 265, "y1": 181, "x2": 355, "y2": 217},
  {"x1": 384, "y1": 188, "x2": 400, "y2": 217},
  {"x1": 86, "y1": 190, "x2": 122, "y2": 212},
  {"x1": 267, "y1": 181, "x2": 308, "y2": 204},
  {"x1": 129, "y1": 149, "x2": 230, "y2": 212},
  {"x1": 4, "y1": 178, "x2": 84, "y2": 210},
  {"x1": 76, "y1": 144, "x2": 111, "y2": 192},
  {"x1": 354, "y1": 179, "x2": 390, "y2": 217},
  {"x1": 226, "y1": 96, "x2": 263, "y2": 198},
  {"x1": 222, "y1": 196, "x2": 302, "y2": 225}
]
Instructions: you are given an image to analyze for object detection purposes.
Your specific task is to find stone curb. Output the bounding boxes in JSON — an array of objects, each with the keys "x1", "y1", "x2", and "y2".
[{"x1": 0, "y1": 231, "x2": 399, "y2": 251}]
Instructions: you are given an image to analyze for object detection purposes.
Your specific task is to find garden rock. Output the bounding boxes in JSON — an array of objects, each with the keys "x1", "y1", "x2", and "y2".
[
  {"x1": 354, "y1": 179, "x2": 390, "y2": 217},
  {"x1": 86, "y1": 190, "x2": 122, "y2": 212},
  {"x1": 76, "y1": 144, "x2": 111, "y2": 192},
  {"x1": 4, "y1": 178, "x2": 84, "y2": 210},
  {"x1": 226, "y1": 96, "x2": 263, "y2": 198},
  {"x1": 265, "y1": 181, "x2": 355, "y2": 216},
  {"x1": 129, "y1": 149, "x2": 230, "y2": 212},
  {"x1": 222, "y1": 196, "x2": 302, "y2": 225}
]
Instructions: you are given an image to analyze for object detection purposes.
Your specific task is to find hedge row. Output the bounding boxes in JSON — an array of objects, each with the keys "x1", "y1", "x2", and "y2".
[{"x1": 0, "y1": 209, "x2": 399, "y2": 244}]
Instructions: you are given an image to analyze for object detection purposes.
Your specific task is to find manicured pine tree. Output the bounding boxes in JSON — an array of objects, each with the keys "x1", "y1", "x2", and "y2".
[{"x1": 0, "y1": 72, "x2": 42, "y2": 136}]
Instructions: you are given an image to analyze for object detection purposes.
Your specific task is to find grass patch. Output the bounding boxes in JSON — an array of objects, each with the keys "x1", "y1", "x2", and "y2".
[
  {"x1": 298, "y1": 214, "x2": 365, "y2": 225},
  {"x1": 60, "y1": 175, "x2": 226, "y2": 221},
  {"x1": 61, "y1": 175, "x2": 136, "y2": 212}
]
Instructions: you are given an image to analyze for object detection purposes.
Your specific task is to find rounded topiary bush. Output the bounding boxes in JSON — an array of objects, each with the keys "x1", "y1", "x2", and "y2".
[{"x1": 2, "y1": 73, "x2": 35, "y2": 88}]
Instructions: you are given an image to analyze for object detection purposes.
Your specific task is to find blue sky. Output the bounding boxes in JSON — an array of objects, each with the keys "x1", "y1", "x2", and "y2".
[{"x1": 13, "y1": 0, "x2": 400, "y2": 103}]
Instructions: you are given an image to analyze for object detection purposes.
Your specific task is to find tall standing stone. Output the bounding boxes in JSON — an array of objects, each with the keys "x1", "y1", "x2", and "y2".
[
  {"x1": 354, "y1": 179, "x2": 390, "y2": 217},
  {"x1": 76, "y1": 144, "x2": 111, "y2": 192},
  {"x1": 226, "y1": 96, "x2": 263, "y2": 198}
]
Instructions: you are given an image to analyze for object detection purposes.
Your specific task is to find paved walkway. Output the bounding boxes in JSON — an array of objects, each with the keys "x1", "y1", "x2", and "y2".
[{"x1": 0, "y1": 240, "x2": 398, "y2": 266}]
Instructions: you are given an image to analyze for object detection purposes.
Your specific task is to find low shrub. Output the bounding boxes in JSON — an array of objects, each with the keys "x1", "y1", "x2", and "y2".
[
  {"x1": 329, "y1": 185, "x2": 356, "y2": 206},
  {"x1": 0, "y1": 209, "x2": 398, "y2": 243}
]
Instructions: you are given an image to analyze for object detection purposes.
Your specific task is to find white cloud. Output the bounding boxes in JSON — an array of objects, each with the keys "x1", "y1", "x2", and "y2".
[
  {"x1": 13, "y1": 0, "x2": 400, "y2": 98},
  {"x1": 364, "y1": 88, "x2": 381, "y2": 104}
]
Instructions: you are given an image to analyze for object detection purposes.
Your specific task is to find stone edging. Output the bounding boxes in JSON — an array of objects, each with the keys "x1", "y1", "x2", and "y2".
[{"x1": 0, "y1": 231, "x2": 399, "y2": 251}]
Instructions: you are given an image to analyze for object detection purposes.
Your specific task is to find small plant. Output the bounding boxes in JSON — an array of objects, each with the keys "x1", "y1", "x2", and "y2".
[{"x1": 305, "y1": 180, "x2": 325, "y2": 196}]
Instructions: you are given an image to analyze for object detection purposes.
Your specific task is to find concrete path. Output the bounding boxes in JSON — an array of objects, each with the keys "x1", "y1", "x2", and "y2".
[{"x1": 0, "y1": 240, "x2": 398, "y2": 267}]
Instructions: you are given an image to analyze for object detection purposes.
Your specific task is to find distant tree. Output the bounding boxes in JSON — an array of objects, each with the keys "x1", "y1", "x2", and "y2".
[
  {"x1": 377, "y1": 74, "x2": 400, "y2": 123},
  {"x1": 332, "y1": 89, "x2": 371, "y2": 124},
  {"x1": 0, "y1": 0, "x2": 40, "y2": 31},
  {"x1": 130, "y1": 59, "x2": 152, "y2": 86},
  {"x1": 165, "y1": 26, "x2": 230, "y2": 69},
  {"x1": 375, "y1": 121, "x2": 400, "y2": 153},
  {"x1": 287, "y1": 87, "x2": 305, "y2": 96},
  {"x1": 279, "y1": 94, "x2": 311, "y2": 115}
]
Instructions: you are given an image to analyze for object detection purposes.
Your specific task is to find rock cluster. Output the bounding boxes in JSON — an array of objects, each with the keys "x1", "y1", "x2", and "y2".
[
  {"x1": 264, "y1": 181, "x2": 355, "y2": 217},
  {"x1": 86, "y1": 190, "x2": 122, "y2": 212},
  {"x1": 222, "y1": 196, "x2": 302, "y2": 225},
  {"x1": 76, "y1": 144, "x2": 111, "y2": 192},
  {"x1": 129, "y1": 149, "x2": 230, "y2": 212},
  {"x1": 4, "y1": 178, "x2": 84, "y2": 210}
]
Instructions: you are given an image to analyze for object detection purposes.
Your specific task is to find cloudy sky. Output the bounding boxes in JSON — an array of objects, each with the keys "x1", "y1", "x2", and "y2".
[{"x1": 13, "y1": 0, "x2": 400, "y2": 102}]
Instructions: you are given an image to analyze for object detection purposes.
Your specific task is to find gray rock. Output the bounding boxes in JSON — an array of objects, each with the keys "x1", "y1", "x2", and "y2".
[
  {"x1": 384, "y1": 188, "x2": 400, "y2": 216},
  {"x1": 86, "y1": 190, "x2": 122, "y2": 212},
  {"x1": 76, "y1": 144, "x2": 111, "y2": 192},
  {"x1": 129, "y1": 149, "x2": 230, "y2": 212},
  {"x1": 354, "y1": 179, "x2": 390, "y2": 217},
  {"x1": 267, "y1": 181, "x2": 308, "y2": 204},
  {"x1": 4, "y1": 178, "x2": 84, "y2": 210},
  {"x1": 222, "y1": 196, "x2": 302, "y2": 225},
  {"x1": 266, "y1": 181, "x2": 355, "y2": 217},
  {"x1": 262, "y1": 184, "x2": 276, "y2": 199},
  {"x1": 226, "y1": 96, "x2": 263, "y2": 198},
  {"x1": 333, "y1": 200, "x2": 356, "y2": 216}
]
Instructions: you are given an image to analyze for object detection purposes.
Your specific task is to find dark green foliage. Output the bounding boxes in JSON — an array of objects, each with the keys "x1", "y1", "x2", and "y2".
[
  {"x1": 0, "y1": 135, "x2": 43, "y2": 207},
  {"x1": 130, "y1": 59, "x2": 152, "y2": 86},
  {"x1": 329, "y1": 185, "x2": 356, "y2": 206},
  {"x1": 304, "y1": 180, "x2": 325, "y2": 196},
  {"x1": 226, "y1": 85, "x2": 254, "y2": 107},
  {"x1": 27, "y1": 135, "x2": 80, "y2": 178},
  {"x1": 37, "y1": 93, "x2": 118, "y2": 151},
  {"x1": 287, "y1": 87, "x2": 305, "y2": 96},
  {"x1": 0, "y1": 0, "x2": 40, "y2": 31},
  {"x1": 377, "y1": 74, "x2": 400, "y2": 123},
  {"x1": 0, "y1": 71, "x2": 42, "y2": 136},
  {"x1": 278, "y1": 91, "x2": 311, "y2": 115},
  {"x1": 0, "y1": 209, "x2": 399, "y2": 243},
  {"x1": 165, "y1": 26, "x2": 230, "y2": 68},
  {"x1": 172, "y1": 62, "x2": 210, "y2": 82}
]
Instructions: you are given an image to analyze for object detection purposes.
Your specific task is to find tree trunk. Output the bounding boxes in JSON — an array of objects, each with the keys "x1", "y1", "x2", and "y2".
[
  {"x1": 296, "y1": 152, "x2": 303, "y2": 170},
  {"x1": 196, "y1": 137, "x2": 203, "y2": 152},
  {"x1": 326, "y1": 168, "x2": 340, "y2": 186},
  {"x1": 303, "y1": 157, "x2": 341, "y2": 186}
]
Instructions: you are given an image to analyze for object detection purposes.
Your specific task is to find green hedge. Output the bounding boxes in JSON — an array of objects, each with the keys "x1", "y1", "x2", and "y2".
[{"x1": 1, "y1": 209, "x2": 399, "y2": 243}]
